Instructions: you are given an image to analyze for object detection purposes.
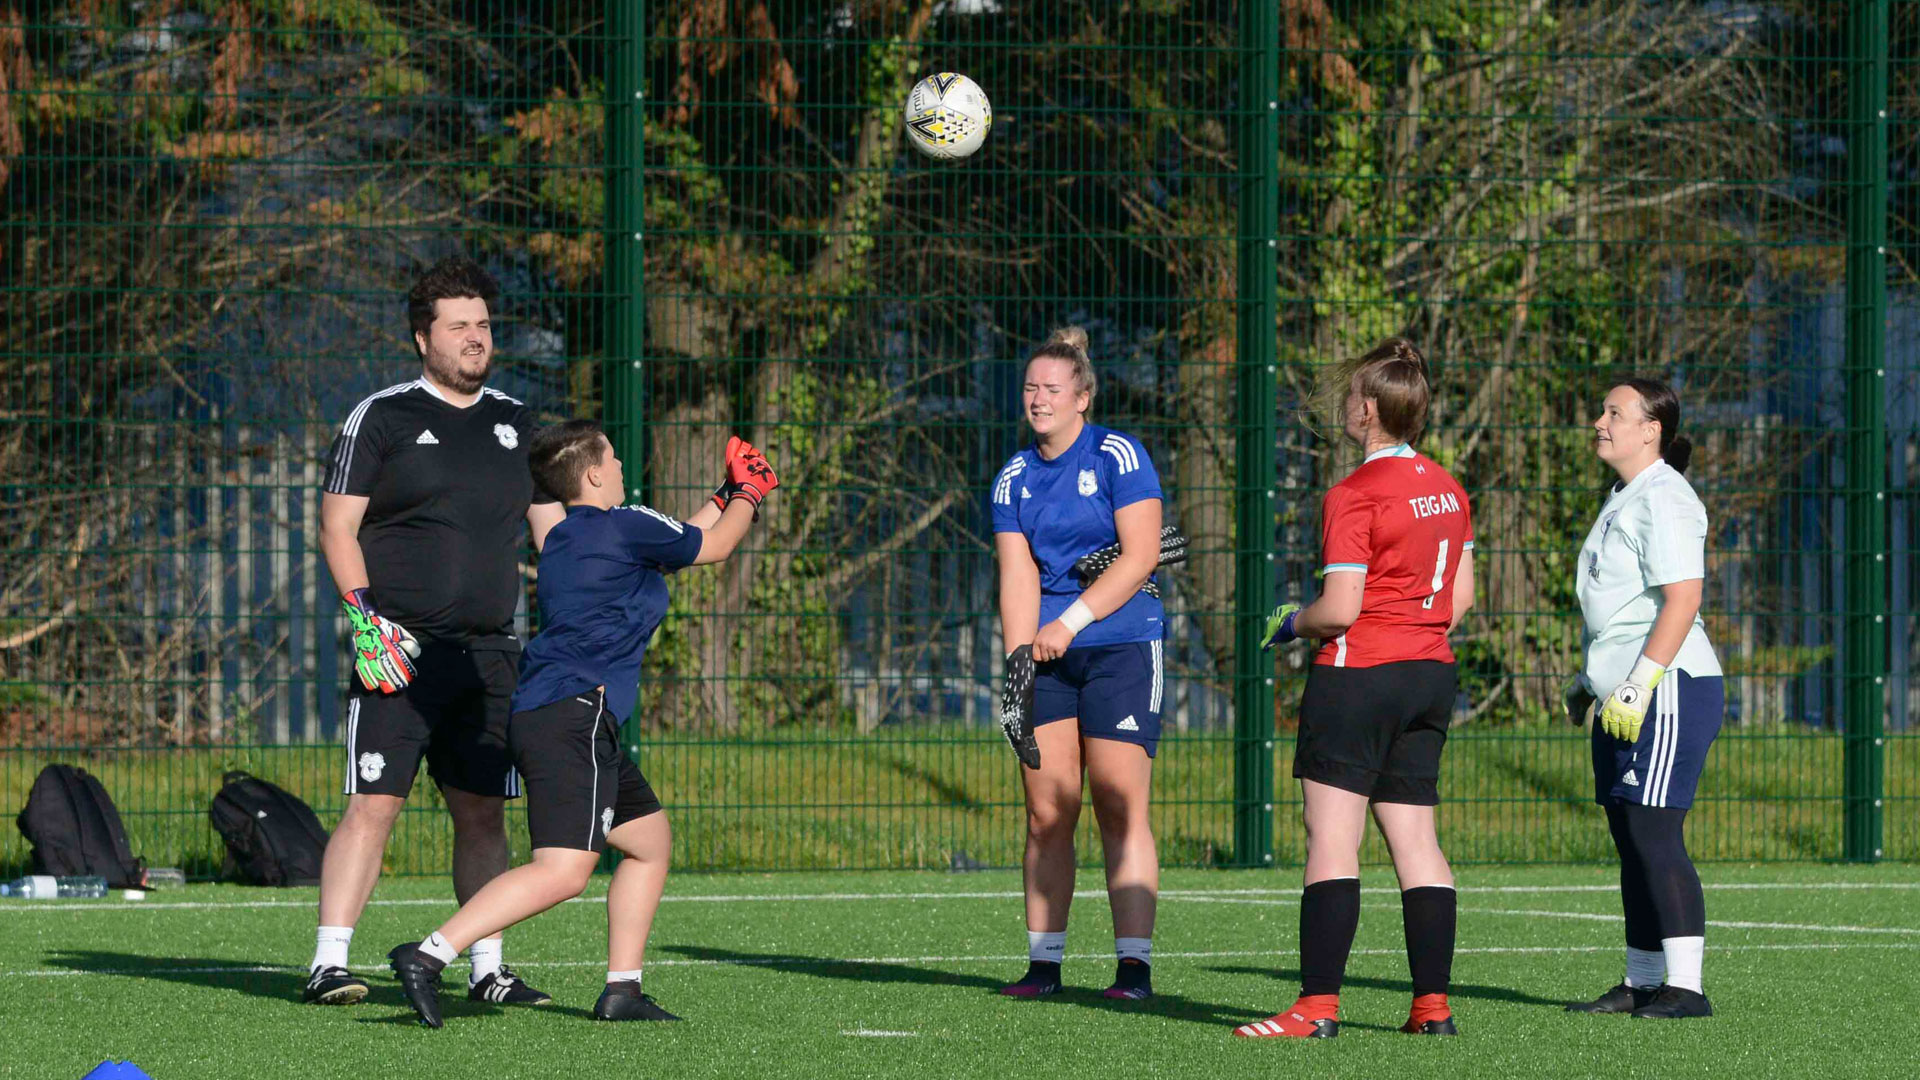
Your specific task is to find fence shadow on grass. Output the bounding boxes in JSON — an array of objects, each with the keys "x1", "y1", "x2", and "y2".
[{"x1": 656, "y1": 944, "x2": 1268, "y2": 1028}]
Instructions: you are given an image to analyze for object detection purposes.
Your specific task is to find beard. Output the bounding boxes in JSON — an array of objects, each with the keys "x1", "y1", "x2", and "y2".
[{"x1": 424, "y1": 344, "x2": 491, "y2": 395}]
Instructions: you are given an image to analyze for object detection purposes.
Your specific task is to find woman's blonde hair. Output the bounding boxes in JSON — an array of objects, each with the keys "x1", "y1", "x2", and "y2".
[
  {"x1": 1312, "y1": 336, "x2": 1432, "y2": 443},
  {"x1": 1027, "y1": 325, "x2": 1096, "y2": 400}
]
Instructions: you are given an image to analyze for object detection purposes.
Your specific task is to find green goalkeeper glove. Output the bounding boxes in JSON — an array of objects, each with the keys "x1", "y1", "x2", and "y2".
[
  {"x1": 343, "y1": 588, "x2": 420, "y2": 695},
  {"x1": 1260, "y1": 603, "x2": 1302, "y2": 650}
]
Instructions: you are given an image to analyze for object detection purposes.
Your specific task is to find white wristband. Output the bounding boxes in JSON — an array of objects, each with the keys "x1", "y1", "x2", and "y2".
[
  {"x1": 1058, "y1": 599, "x2": 1096, "y2": 634},
  {"x1": 1626, "y1": 654, "x2": 1666, "y2": 688}
]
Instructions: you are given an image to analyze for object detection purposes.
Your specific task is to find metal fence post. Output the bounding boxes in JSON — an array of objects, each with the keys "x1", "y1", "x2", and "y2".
[
  {"x1": 1233, "y1": 0, "x2": 1279, "y2": 868},
  {"x1": 605, "y1": 0, "x2": 646, "y2": 501},
  {"x1": 1843, "y1": 0, "x2": 1889, "y2": 863}
]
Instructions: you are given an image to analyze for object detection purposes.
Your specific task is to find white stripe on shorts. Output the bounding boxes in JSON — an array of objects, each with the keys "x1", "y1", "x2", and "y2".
[
  {"x1": 1149, "y1": 640, "x2": 1163, "y2": 713},
  {"x1": 1652, "y1": 676, "x2": 1679, "y2": 807},
  {"x1": 343, "y1": 697, "x2": 359, "y2": 795},
  {"x1": 586, "y1": 695, "x2": 605, "y2": 848}
]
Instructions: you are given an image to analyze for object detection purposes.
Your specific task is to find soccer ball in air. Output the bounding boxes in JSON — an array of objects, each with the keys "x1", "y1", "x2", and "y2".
[{"x1": 903, "y1": 72, "x2": 992, "y2": 160}]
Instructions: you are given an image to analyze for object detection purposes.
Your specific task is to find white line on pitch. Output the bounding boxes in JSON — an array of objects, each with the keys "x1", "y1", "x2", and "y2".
[
  {"x1": 1458, "y1": 907, "x2": 1920, "y2": 934},
  {"x1": 5, "y1": 880, "x2": 1918, "y2": 914},
  {"x1": 841, "y1": 1030, "x2": 919, "y2": 1037},
  {"x1": 9, "y1": 941, "x2": 1920, "y2": 980}
]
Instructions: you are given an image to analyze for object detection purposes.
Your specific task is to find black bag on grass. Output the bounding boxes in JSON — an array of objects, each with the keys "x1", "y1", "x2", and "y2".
[
  {"x1": 209, "y1": 770, "x2": 328, "y2": 887},
  {"x1": 15, "y1": 763, "x2": 147, "y2": 887}
]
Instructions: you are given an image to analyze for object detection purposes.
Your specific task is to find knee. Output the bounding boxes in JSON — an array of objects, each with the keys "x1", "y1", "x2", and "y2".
[
  {"x1": 340, "y1": 795, "x2": 405, "y2": 832},
  {"x1": 1026, "y1": 797, "x2": 1079, "y2": 843},
  {"x1": 446, "y1": 798, "x2": 506, "y2": 837}
]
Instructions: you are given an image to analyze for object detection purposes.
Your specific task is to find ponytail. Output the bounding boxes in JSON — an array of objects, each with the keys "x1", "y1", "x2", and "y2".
[{"x1": 1665, "y1": 433, "x2": 1693, "y2": 475}]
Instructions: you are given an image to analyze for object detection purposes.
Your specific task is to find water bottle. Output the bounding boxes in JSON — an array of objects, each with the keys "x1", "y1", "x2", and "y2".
[
  {"x1": 143, "y1": 867, "x2": 186, "y2": 888},
  {"x1": 0, "y1": 875, "x2": 109, "y2": 899}
]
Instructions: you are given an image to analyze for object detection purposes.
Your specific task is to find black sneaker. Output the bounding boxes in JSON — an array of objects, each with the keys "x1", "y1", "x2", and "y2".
[
  {"x1": 387, "y1": 943, "x2": 447, "y2": 1028},
  {"x1": 593, "y1": 981, "x2": 681, "y2": 1021},
  {"x1": 468, "y1": 965, "x2": 552, "y2": 1006},
  {"x1": 1632, "y1": 985, "x2": 1713, "y2": 1020},
  {"x1": 303, "y1": 965, "x2": 368, "y2": 1005},
  {"x1": 1102, "y1": 958, "x2": 1152, "y2": 1001},
  {"x1": 1400, "y1": 1017, "x2": 1459, "y2": 1035},
  {"x1": 1000, "y1": 960, "x2": 1063, "y2": 998},
  {"x1": 1565, "y1": 983, "x2": 1656, "y2": 1014}
]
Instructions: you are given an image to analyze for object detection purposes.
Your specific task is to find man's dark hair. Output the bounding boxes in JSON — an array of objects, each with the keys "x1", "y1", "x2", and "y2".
[
  {"x1": 407, "y1": 256, "x2": 499, "y2": 348},
  {"x1": 529, "y1": 419, "x2": 607, "y2": 503}
]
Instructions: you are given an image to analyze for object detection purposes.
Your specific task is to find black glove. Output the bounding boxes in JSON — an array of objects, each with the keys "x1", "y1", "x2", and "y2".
[
  {"x1": 999, "y1": 644, "x2": 1040, "y2": 770},
  {"x1": 1071, "y1": 525, "x2": 1188, "y2": 599}
]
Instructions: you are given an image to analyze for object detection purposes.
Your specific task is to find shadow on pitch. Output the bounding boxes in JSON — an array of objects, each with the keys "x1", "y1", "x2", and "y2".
[
  {"x1": 34, "y1": 950, "x2": 524, "y2": 1022},
  {"x1": 1206, "y1": 964, "x2": 1569, "y2": 1009},
  {"x1": 656, "y1": 944, "x2": 1268, "y2": 1028}
]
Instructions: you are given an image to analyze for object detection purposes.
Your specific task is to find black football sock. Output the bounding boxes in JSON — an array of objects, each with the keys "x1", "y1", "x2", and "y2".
[
  {"x1": 1298, "y1": 877, "x2": 1361, "y2": 997},
  {"x1": 1400, "y1": 885, "x2": 1456, "y2": 997}
]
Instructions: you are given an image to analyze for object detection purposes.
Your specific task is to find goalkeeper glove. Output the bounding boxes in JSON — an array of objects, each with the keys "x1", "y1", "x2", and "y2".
[
  {"x1": 1260, "y1": 603, "x2": 1302, "y2": 650},
  {"x1": 1599, "y1": 656, "x2": 1665, "y2": 743},
  {"x1": 724, "y1": 437, "x2": 779, "y2": 508},
  {"x1": 1070, "y1": 525, "x2": 1189, "y2": 600},
  {"x1": 1563, "y1": 678, "x2": 1597, "y2": 727},
  {"x1": 342, "y1": 588, "x2": 420, "y2": 695},
  {"x1": 999, "y1": 644, "x2": 1040, "y2": 770}
]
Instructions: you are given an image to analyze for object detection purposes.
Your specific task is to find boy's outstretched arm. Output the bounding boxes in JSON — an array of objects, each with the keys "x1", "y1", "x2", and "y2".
[{"x1": 691, "y1": 497, "x2": 756, "y2": 565}]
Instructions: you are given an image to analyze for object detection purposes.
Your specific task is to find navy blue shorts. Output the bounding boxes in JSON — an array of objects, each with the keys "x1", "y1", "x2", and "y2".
[
  {"x1": 1033, "y1": 641, "x2": 1164, "y2": 757},
  {"x1": 1592, "y1": 670, "x2": 1723, "y2": 809}
]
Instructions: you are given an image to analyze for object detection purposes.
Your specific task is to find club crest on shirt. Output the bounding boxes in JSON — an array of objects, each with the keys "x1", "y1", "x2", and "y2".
[
  {"x1": 1078, "y1": 469, "x2": 1098, "y2": 497},
  {"x1": 601, "y1": 807, "x2": 614, "y2": 837},
  {"x1": 493, "y1": 423, "x2": 519, "y2": 449}
]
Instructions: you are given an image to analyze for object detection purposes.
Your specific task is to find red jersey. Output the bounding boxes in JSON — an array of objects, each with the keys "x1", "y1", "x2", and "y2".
[{"x1": 1312, "y1": 445, "x2": 1474, "y2": 668}]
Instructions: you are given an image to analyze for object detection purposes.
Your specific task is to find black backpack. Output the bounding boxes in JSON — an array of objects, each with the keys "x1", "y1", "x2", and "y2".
[
  {"x1": 15, "y1": 764, "x2": 147, "y2": 887},
  {"x1": 208, "y1": 770, "x2": 329, "y2": 886}
]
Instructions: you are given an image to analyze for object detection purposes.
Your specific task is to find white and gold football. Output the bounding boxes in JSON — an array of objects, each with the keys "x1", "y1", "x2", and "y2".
[{"x1": 903, "y1": 72, "x2": 992, "y2": 160}]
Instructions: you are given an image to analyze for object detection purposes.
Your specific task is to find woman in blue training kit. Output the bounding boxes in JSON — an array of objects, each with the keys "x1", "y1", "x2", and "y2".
[
  {"x1": 1563, "y1": 377, "x2": 1721, "y2": 1021},
  {"x1": 991, "y1": 326, "x2": 1167, "y2": 1001}
]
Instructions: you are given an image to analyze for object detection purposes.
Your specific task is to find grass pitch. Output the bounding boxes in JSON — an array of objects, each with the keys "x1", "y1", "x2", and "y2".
[{"x1": 3, "y1": 864, "x2": 1918, "y2": 1080}]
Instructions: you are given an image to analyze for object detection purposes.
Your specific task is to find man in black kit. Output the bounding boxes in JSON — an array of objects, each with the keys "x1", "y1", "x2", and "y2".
[{"x1": 304, "y1": 257, "x2": 567, "y2": 1007}]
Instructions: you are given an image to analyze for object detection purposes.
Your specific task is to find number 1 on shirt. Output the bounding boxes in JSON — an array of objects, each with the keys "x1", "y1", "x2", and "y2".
[{"x1": 1422, "y1": 539, "x2": 1450, "y2": 610}]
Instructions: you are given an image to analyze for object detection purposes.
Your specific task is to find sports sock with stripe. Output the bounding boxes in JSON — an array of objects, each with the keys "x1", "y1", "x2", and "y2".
[
  {"x1": 1115, "y1": 937, "x2": 1151, "y2": 965},
  {"x1": 1298, "y1": 877, "x2": 1361, "y2": 997},
  {"x1": 607, "y1": 968, "x2": 643, "y2": 985},
  {"x1": 469, "y1": 936, "x2": 503, "y2": 985},
  {"x1": 1027, "y1": 930, "x2": 1066, "y2": 964},
  {"x1": 312, "y1": 925, "x2": 353, "y2": 972},
  {"x1": 1400, "y1": 885, "x2": 1456, "y2": 998}
]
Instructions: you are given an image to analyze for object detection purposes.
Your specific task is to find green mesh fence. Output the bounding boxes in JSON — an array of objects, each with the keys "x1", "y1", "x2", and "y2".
[{"x1": 1, "y1": 2, "x2": 1914, "y2": 877}]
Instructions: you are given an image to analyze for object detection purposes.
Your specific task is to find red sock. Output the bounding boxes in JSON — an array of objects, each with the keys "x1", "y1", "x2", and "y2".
[{"x1": 1410, "y1": 992, "x2": 1451, "y2": 1024}]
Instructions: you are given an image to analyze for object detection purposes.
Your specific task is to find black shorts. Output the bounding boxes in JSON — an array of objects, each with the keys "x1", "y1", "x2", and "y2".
[
  {"x1": 510, "y1": 690, "x2": 662, "y2": 853},
  {"x1": 343, "y1": 642, "x2": 521, "y2": 799},
  {"x1": 1292, "y1": 660, "x2": 1456, "y2": 806}
]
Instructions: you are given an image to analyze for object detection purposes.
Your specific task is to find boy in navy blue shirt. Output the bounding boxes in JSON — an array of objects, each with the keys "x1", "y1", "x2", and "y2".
[{"x1": 388, "y1": 419, "x2": 776, "y2": 1026}]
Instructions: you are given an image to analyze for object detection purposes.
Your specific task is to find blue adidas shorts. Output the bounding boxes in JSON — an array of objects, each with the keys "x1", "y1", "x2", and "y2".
[
  {"x1": 1592, "y1": 669, "x2": 1723, "y2": 809},
  {"x1": 1033, "y1": 640, "x2": 1165, "y2": 757}
]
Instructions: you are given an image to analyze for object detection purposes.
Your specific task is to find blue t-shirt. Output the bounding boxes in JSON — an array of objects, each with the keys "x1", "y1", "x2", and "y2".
[
  {"x1": 512, "y1": 504, "x2": 703, "y2": 723},
  {"x1": 989, "y1": 422, "x2": 1164, "y2": 648}
]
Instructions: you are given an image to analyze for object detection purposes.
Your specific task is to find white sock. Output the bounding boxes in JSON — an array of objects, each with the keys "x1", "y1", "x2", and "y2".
[
  {"x1": 1625, "y1": 946, "x2": 1665, "y2": 989},
  {"x1": 419, "y1": 931, "x2": 458, "y2": 966},
  {"x1": 1662, "y1": 936, "x2": 1704, "y2": 993},
  {"x1": 1115, "y1": 937, "x2": 1152, "y2": 965},
  {"x1": 607, "y1": 968, "x2": 643, "y2": 985},
  {"x1": 1027, "y1": 930, "x2": 1066, "y2": 964},
  {"x1": 311, "y1": 926, "x2": 353, "y2": 972},
  {"x1": 469, "y1": 937, "x2": 503, "y2": 985}
]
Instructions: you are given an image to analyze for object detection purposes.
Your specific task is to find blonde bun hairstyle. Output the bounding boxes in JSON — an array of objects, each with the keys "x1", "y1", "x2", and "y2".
[{"x1": 1027, "y1": 325, "x2": 1096, "y2": 399}]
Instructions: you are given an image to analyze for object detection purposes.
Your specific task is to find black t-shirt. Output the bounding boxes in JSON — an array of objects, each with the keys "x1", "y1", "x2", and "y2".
[{"x1": 322, "y1": 379, "x2": 555, "y2": 645}]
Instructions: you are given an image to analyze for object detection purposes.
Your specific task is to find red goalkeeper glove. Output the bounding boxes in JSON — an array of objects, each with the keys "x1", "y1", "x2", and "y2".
[
  {"x1": 342, "y1": 588, "x2": 420, "y2": 694},
  {"x1": 710, "y1": 435, "x2": 778, "y2": 512}
]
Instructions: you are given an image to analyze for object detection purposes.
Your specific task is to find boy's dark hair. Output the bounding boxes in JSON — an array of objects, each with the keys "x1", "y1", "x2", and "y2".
[
  {"x1": 529, "y1": 419, "x2": 607, "y2": 502},
  {"x1": 407, "y1": 256, "x2": 499, "y2": 348}
]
